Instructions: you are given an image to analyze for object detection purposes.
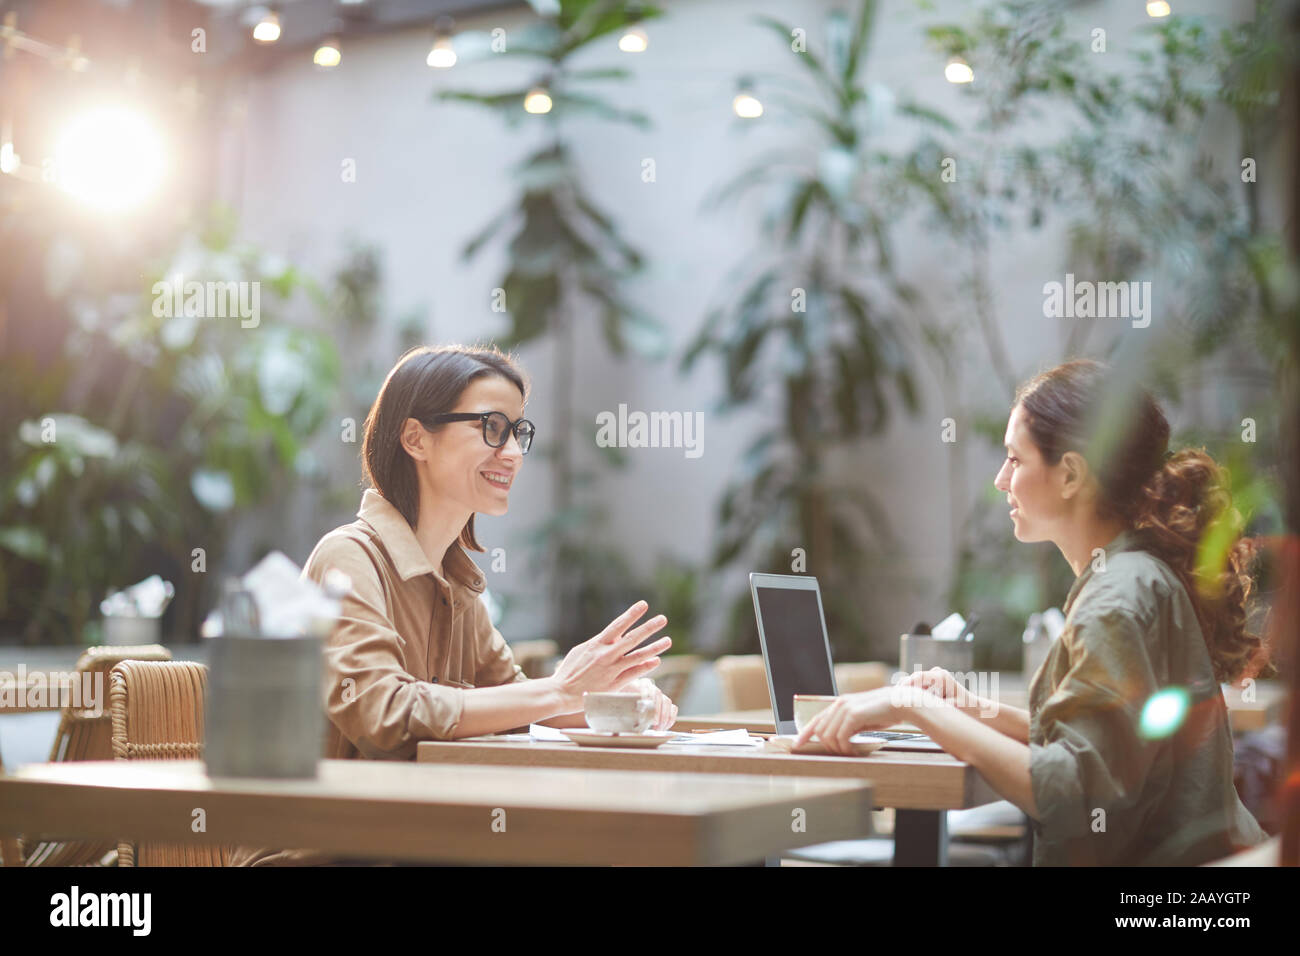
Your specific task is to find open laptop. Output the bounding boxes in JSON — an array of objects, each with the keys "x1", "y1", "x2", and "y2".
[{"x1": 749, "y1": 572, "x2": 944, "y2": 751}]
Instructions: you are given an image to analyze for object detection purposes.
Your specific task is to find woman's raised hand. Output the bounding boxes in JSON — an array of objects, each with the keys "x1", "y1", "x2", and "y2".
[{"x1": 550, "y1": 600, "x2": 671, "y2": 711}]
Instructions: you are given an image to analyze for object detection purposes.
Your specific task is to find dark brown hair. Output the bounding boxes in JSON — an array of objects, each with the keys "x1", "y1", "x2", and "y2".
[
  {"x1": 1014, "y1": 359, "x2": 1272, "y2": 683},
  {"x1": 361, "y1": 344, "x2": 528, "y2": 552}
]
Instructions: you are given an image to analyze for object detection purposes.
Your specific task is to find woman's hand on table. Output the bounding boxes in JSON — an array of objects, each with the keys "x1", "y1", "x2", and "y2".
[
  {"x1": 897, "y1": 666, "x2": 985, "y2": 712},
  {"x1": 549, "y1": 600, "x2": 671, "y2": 712},
  {"x1": 793, "y1": 685, "x2": 937, "y2": 755}
]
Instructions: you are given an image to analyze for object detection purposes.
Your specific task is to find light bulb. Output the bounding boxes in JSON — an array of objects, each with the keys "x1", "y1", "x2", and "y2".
[
  {"x1": 733, "y1": 92, "x2": 763, "y2": 118},
  {"x1": 524, "y1": 88, "x2": 553, "y2": 114},
  {"x1": 253, "y1": 11, "x2": 280, "y2": 43},
  {"x1": 314, "y1": 37, "x2": 341, "y2": 68},
  {"x1": 427, "y1": 36, "x2": 456, "y2": 68},
  {"x1": 0, "y1": 141, "x2": 19, "y2": 174},
  {"x1": 1146, "y1": 1, "x2": 1171, "y2": 17},
  {"x1": 944, "y1": 57, "x2": 974, "y2": 83},
  {"x1": 618, "y1": 25, "x2": 648, "y2": 53}
]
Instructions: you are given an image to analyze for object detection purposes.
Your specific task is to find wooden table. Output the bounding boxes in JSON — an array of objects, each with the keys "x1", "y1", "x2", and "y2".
[
  {"x1": 418, "y1": 737, "x2": 999, "y2": 866},
  {"x1": 0, "y1": 758, "x2": 874, "y2": 866},
  {"x1": 677, "y1": 675, "x2": 1288, "y2": 735},
  {"x1": 672, "y1": 712, "x2": 927, "y2": 734}
]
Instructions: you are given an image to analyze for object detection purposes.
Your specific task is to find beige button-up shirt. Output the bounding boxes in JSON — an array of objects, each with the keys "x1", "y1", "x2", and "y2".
[{"x1": 230, "y1": 488, "x2": 528, "y2": 866}]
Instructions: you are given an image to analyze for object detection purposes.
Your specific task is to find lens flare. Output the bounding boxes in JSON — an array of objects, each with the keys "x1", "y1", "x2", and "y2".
[
  {"x1": 1139, "y1": 687, "x2": 1190, "y2": 740},
  {"x1": 53, "y1": 106, "x2": 166, "y2": 212}
]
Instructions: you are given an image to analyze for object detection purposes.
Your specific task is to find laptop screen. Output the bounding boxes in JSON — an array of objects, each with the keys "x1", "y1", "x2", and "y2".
[{"x1": 753, "y1": 583, "x2": 836, "y2": 724}]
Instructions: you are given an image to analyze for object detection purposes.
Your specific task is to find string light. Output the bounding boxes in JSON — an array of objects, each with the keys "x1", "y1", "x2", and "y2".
[
  {"x1": 0, "y1": 15, "x2": 94, "y2": 71},
  {"x1": 313, "y1": 35, "x2": 341, "y2": 68},
  {"x1": 427, "y1": 17, "x2": 456, "y2": 68},
  {"x1": 253, "y1": 10, "x2": 281, "y2": 44},
  {"x1": 0, "y1": 119, "x2": 18, "y2": 175},
  {"x1": 1146, "y1": 1, "x2": 1171, "y2": 17},
  {"x1": 523, "y1": 86, "x2": 553, "y2": 114},
  {"x1": 732, "y1": 77, "x2": 762, "y2": 118},
  {"x1": 618, "y1": 25, "x2": 648, "y2": 53},
  {"x1": 944, "y1": 56, "x2": 974, "y2": 83}
]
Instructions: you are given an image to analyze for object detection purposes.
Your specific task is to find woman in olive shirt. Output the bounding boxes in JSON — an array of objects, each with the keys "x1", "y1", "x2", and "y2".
[{"x1": 797, "y1": 359, "x2": 1270, "y2": 865}]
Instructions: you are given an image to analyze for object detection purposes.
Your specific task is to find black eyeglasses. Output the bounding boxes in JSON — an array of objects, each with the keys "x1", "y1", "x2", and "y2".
[{"x1": 424, "y1": 411, "x2": 535, "y2": 455}]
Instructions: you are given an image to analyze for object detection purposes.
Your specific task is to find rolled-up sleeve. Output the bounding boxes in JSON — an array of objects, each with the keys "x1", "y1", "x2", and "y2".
[
  {"x1": 470, "y1": 592, "x2": 529, "y2": 688},
  {"x1": 304, "y1": 536, "x2": 467, "y2": 758},
  {"x1": 1030, "y1": 608, "x2": 1162, "y2": 840}
]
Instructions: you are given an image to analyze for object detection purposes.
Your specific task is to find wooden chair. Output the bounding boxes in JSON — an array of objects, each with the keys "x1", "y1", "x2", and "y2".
[
  {"x1": 714, "y1": 655, "x2": 772, "y2": 712},
  {"x1": 509, "y1": 639, "x2": 559, "y2": 679},
  {"x1": 833, "y1": 661, "x2": 891, "y2": 694},
  {"x1": 650, "y1": 655, "x2": 700, "y2": 705},
  {"x1": 14, "y1": 644, "x2": 172, "y2": 866},
  {"x1": 110, "y1": 659, "x2": 230, "y2": 866},
  {"x1": 0, "y1": 749, "x2": 21, "y2": 866}
]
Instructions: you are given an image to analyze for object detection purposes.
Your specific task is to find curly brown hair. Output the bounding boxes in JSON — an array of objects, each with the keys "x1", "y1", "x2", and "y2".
[{"x1": 1016, "y1": 359, "x2": 1273, "y2": 684}]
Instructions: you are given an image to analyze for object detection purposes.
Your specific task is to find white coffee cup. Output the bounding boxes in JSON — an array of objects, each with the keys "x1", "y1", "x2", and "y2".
[
  {"x1": 583, "y1": 691, "x2": 654, "y2": 733},
  {"x1": 792, "y1": 694, "x2": 839, "y2": 735}
]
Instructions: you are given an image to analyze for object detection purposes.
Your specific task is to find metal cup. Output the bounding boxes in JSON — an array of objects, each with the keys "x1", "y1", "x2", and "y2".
[
  {"x1": 899, "y1": 633, "x2": 974, "y2": 677},
  {"x1": 205, "y1": 635, "x2": 325, "y2": 778}
]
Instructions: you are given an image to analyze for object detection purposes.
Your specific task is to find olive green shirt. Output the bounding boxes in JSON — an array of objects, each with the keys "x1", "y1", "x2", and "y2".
[{"x1": 1027, "y1": 531, "x2": 1267, "y2": 866}]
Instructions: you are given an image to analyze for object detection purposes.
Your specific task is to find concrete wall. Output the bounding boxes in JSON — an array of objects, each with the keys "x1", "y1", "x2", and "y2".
[{"x1": 223, "y1": 0, "x2": 1272, "y2": 655}]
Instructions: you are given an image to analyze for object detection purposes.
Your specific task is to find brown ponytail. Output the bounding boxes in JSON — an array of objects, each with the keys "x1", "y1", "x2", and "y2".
[
  {"x1": 1016, "y1": 360, "x2": 1273, "y2": 684},
  {"x1": 1133, "y1": 450, "x2": 1273, "y2": 683}
]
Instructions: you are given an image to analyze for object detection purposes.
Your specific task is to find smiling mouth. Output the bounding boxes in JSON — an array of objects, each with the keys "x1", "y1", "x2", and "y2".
[{"x1": 482, "y1": 471, "x2": 512, "y2": 489}]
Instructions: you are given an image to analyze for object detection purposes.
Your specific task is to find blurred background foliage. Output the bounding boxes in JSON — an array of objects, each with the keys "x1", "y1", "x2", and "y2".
[
  {"x1": 0, "y1": 205, "x2": 342, "y2": 644},
  {"x1": 683, "y1": 2, "x2": 936, "y2": 658},
  {"x1": 686, "y1": 0, "x2": 1293, "y2": 666},
  {"x1": 439, "y1": 0, "x2": 677, "y2": 650},
  {"x1": 0, "y1": 0, "x2": 1294, "y2": 675},
  {"x1": 913, "y1": 0, "x2": 1293, "y2": 671}
]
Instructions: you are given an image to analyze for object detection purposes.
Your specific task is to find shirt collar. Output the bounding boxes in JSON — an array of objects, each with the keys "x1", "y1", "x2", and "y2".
[
  {"x1": 1063, "y1": 528, "x2": 1136, "y2": 616},
  {"x1": 357, "y1": 488, "x2": 486, "y2": 593}
]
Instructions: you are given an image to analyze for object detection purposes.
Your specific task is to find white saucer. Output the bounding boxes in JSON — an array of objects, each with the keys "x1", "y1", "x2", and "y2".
[{"x1": 560, "y1": 728, "x2": 675, "y2": 749}]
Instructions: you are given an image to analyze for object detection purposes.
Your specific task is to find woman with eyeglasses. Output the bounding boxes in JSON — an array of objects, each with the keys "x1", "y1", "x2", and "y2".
[
  {"x1": 231, "y1": 344, "x2": 675, "y2": 866},
  {"x1": 795, "y1": 359, "x2": 1271, "y2": 866}
]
